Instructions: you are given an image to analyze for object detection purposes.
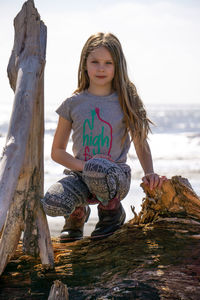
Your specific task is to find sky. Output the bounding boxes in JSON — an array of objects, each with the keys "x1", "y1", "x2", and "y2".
[{"x1": 0, "y1": 0, "x2": 200, "y2": 109}]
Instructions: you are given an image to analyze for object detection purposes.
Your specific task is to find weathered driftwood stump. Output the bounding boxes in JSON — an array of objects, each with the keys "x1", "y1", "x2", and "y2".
[
  {"x1": 0, "y1": 176, "x2": 200, "y2": 299},
  {"x1": 0, "y1": 0, "x2": 53, "y2": 275},
  {"x1": 48, "y1": 280, "x2": 69, "y2": 300}
]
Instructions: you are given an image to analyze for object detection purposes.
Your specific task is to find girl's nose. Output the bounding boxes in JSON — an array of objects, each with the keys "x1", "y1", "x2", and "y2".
[{"x1": 98, "y1": 64, "x2": 105, "y2": 72}]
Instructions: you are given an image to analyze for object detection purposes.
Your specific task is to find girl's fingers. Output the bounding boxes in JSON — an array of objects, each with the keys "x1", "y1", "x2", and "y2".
[
  {"x1": 149, "y1": 176, "x2": 154, "y2": 190},
  {"x1": 142, "y1": 174, "x2": 167, "y2": 190},
  {"x1": 149, "y1": 174, "x2": 159, "y2": 190},
  {"x1": 158, "y1": 176, "x2": 167, "y2": 188},
  {"x1": 142, "y1": 176, "x2": 149, "y2": 186},
  {"x1": 153, "y1": 174, "x2": 160, "y2": 189}
]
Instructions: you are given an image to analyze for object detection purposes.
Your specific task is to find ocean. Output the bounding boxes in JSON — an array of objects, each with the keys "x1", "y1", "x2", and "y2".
[{"x1": 1, "y1": 102, "x2": 200, "y2": 236}]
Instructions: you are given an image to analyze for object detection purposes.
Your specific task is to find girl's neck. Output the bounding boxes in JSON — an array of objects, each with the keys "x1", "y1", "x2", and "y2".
[{"x1": 87, "y1": 86, "x2": 114, "y2": 97}]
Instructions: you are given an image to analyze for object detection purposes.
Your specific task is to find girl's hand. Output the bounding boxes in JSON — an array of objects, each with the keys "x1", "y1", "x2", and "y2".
[{"x1": 142, "y1": 173, "x2": 167, "y2": 190}]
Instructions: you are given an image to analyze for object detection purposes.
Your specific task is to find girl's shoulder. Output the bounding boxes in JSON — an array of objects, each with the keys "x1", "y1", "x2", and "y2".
[
  {"x1": 56, "y1": 91, "x2": 87, "y2": 120},
  {"x1": 58, "y1": 91, "x2": 84, "y2": 109},
  {"x1": 64, "y1": 90, "x2": 87, "y2": 103}
]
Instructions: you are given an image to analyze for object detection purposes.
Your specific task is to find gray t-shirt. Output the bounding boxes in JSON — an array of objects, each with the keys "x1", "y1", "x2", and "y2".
[{"x1": 56, "y1": 90, "x2": 130, "y2": 163}]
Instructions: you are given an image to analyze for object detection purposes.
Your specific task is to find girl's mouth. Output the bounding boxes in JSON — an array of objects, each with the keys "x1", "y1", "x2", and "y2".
[{"x1": 96, "y1": 76, "x2": 106, "y2": 79}]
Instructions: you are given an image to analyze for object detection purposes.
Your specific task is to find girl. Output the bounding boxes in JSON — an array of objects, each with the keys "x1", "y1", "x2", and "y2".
[{"x1": 41, "y1": 32, "x2": 166, "y2": 242}]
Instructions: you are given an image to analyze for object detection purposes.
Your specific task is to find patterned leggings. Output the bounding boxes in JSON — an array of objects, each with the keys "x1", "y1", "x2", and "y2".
[{"x1": 41, "y1": 158, "x2": 131, "y2": 217}]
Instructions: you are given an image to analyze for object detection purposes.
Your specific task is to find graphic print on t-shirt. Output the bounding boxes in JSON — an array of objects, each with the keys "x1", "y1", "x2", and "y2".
[{"x1": 82, "y1": 107, "x2": 113, "y2": 161}]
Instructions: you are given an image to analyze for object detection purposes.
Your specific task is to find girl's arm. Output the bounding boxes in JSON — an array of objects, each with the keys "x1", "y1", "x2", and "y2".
[
  {"x1": 133, "y1": 137, "x2": 166, "y2": 190},
  {"x1": 51, "y1": 116, "x2": 86, "y2": 171}
]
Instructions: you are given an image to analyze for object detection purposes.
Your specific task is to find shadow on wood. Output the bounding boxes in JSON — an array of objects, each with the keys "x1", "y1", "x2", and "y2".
[{"x1": 0, "y1": 176, "x2": 200, "y2": 299}]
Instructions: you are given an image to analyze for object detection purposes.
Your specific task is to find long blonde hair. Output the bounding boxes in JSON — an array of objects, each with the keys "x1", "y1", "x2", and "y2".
[{"x1": 74, "y1": 32, "x2": 153, "y2": 144}]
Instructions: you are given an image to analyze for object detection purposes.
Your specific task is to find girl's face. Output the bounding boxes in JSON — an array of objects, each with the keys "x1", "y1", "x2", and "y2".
[{"x1": 86, "y1": 46, "x2": 115, "y2": 94}]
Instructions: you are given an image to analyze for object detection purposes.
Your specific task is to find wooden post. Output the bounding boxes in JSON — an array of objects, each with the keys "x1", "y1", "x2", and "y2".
[{"x1": 0, "y1": 0, "x2": 54, "y2": 275}]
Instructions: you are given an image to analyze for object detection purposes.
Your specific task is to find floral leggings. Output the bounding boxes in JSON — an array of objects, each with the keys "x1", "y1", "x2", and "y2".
[{"x1": 41, "y1": 157, "x2": 131, "y2": 217}]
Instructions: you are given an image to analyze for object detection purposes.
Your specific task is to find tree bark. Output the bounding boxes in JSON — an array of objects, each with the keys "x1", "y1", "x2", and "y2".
[
  {"x1": 0, "y1": 0, "x2": 44, "y2": 230},
  {"x1": 0, "y1": 176, "x2": 200, "y2": 299},
  {"x1": 0, "y1": 0, "x2": 54, "y2": 275}
]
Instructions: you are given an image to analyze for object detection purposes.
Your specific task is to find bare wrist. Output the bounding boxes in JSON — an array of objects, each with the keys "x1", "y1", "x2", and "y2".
[{"x1": 144, "y1": 171, "x2": 154, "y2": 176}]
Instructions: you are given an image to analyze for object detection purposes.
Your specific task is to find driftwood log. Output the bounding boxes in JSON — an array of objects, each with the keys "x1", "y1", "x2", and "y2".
[
  {"x1": 0, "y1": 0, "x2": 53, "y2": 275},
  {"x1": 0, "y1": 176, "x2": 200, "y2": 299}
]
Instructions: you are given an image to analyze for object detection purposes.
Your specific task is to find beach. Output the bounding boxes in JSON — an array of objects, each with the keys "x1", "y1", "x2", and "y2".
[{"x1": 1, "y1": 103, "x2": 200, "y2": 237}]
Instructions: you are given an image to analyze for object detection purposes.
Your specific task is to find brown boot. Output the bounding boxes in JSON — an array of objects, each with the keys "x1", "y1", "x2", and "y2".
[
  {"x1": 60, "y1": 206, "x2": 91, "y2": 243},
  {"x1": 91, "y1": 203, "x2": 126, "y2": 240}
]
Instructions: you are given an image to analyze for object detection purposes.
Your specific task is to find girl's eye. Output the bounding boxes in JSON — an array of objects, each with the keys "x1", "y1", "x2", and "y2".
[
  {"x1": 91, "y1": 61, "x2": 98, "y2": 64},
  {"x1": 106, "y1": 61, "x2": 113, "y2": 64}
]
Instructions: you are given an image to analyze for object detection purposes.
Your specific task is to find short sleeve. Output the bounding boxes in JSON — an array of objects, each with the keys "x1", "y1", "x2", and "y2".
[{"x1": 56, "y1": 98, "x2": 72, "y2": 122}]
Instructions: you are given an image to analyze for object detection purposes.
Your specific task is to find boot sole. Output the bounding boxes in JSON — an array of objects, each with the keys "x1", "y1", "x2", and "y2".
[
  {"x1": 60, "y1": 237, "x2": 83, "y2": 243},
  {"x1": 90, "y1": 231, "x2": 114, "y2": 240}
]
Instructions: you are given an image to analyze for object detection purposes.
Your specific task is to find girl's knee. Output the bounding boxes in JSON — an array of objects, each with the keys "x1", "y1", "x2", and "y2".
[
  {"x1": 41, "y1": 181, "x2": 74, "y2": 217},
  {"x1": 41, "y1": 173, "x2": 90, "y2": 217},
  {"x1": 82, "y1": 157, "x2": 131, "y2": 201},
  {"x1": 41, "y1": 195, "x2": 69, "y2": 217}
]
